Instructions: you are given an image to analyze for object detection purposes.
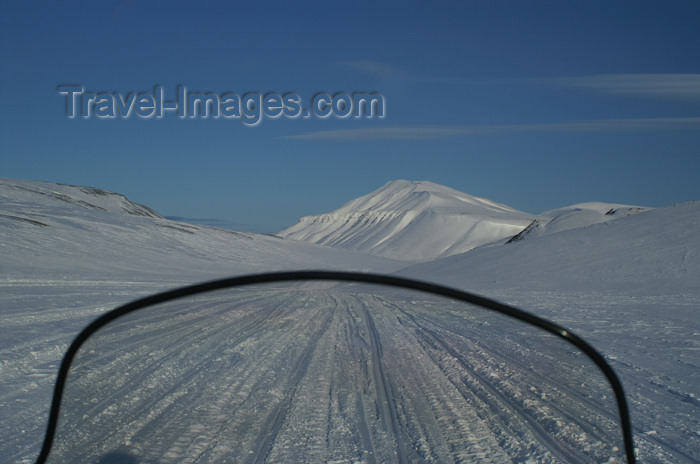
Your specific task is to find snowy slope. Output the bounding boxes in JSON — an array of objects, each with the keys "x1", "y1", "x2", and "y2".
[
  {"x1": 400, "y1": 201, "x2": 699, "y2": 294},
  {"x1": 508, "y1": 202, "x2": 651, "y2": 243},
  {"x1": 0, "y1": 178, "x2": 402, "y2": 280},
  {"x1": 0, "y1": 179, "x2": 162, "y2": 218},
  {"x1": 279, "y1": 180, "x2": 534, "y2": 261}
]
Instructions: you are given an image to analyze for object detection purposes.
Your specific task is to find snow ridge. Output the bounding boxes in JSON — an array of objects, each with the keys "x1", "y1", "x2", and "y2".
[
  {"x1": 401, "y1": 200, "x2": 699, "y2": 294},
  {"x1": 1, "y1": 178, "x2": 161, "y2": 218},
  {"x1": 508, "y1": 202, "x2": 652, "y2": 243}
]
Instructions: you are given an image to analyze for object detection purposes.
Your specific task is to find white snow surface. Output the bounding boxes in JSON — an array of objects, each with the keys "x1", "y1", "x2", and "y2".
[
  {"x1": 399, "y1": 201, "x2": 700, "y2": 463},
  {"x1": 400, "y1": 201, "x2": 699, "y2": 294},
  {"x1": 1, "y1": 178, "x2": 699, "y2": 463},
  {"x1": 278, "y1": 180, "x2": 535, "y2": 261},
  {"x1": 0, "y1": 178, "x2": 403, "y2": 280},
  {"x1": 508, "y1": 202, "x2": 652, "y2": 244}
]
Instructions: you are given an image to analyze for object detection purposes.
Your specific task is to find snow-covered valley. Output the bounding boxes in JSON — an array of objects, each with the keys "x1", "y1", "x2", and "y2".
[{"x1": 1, "y1": 178, "x2": 698, "y2": 463}]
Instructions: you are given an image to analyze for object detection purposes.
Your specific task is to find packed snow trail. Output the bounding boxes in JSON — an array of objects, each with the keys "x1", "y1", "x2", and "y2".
[{"x1": 45, "y1": 283, "x2": 626, "y2": 463}]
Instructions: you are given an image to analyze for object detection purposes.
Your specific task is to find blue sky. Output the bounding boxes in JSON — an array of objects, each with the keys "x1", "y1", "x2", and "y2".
[{"x1": 1, "y1": 1, "x2": 699, "y2": 233}]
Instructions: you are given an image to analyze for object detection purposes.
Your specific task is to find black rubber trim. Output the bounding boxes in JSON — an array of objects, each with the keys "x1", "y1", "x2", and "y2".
[{"x1": 35, "y1": 271, "x2": 636, "y2": 463}]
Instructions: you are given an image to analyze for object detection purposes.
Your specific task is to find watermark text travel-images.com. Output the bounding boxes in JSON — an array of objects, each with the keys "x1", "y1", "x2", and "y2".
[{"x1": 57, "y1": 85, "x2": 385, "y2": 126}]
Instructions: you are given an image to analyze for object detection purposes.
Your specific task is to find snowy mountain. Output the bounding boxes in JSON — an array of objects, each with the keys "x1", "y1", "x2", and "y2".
[
  {"x1": 279, "y1": 180, "x2": 534, "y2": 261},
  {"x1": 0, "y1": 178, "x2": 402, "y2": 279}
]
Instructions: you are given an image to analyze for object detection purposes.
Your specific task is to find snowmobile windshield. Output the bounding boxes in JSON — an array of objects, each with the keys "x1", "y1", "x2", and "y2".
[{"x1": 36, "y1": 271, "x2": 635, "y2": 463}]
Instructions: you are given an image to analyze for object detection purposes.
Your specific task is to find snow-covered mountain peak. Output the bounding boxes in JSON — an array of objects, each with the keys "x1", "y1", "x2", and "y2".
[
  {"x1": 336, "y1": 180, "x2": 524, "y2": 216},
  {"x1": 279, "y1": 180, "x2": 534, "y2": 261}
]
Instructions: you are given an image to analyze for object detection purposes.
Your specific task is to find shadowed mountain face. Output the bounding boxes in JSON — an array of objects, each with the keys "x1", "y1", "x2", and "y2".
[{"x1": 279, "y1": 180, "x2": 535, "y2": 261}]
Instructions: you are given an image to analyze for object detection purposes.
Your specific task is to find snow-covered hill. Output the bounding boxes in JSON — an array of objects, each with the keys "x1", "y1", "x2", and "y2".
[
  {"x1": 0, "y1": 179, "x2": 162, "y2": 218},
  {"x1": 401, "y1": 200, "x2": 699, "y2": 294},
  {"x1": 279, "y1": 180, "x2": 534, "y2": 261},
  {"x1": 0, "y1": 178, "x2": 402, "y2": 279},
  {"x1": 508, "y1": 202, "x2": 651, "y2": 243}
]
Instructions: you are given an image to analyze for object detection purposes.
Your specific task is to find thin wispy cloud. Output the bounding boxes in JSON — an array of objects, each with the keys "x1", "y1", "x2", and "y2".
[
  {"x1": 285, "y1": 117, "x2": 700, "y2": 141},
  {"x1": 557, "y1": 74, "x2": 700, "y2": 100},
  {"x1": 336, "y1": 60, "x2": 480, "y2": 84},
  {"x1": 286, "y1": 126, "x2": 491, "y2": 141}
]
